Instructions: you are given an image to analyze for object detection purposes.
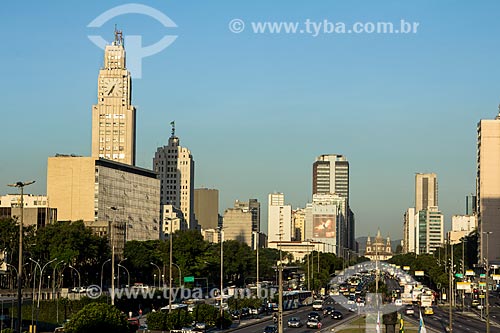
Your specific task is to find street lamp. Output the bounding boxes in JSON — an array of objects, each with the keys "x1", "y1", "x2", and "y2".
[
  {"x1": 483, "y1": 231, "x2": 492, "y2": 333},
  {"x1": 7, "y1": 180, "x2": 35, "y2": 333},
  {"x1": 150, "y1": 262, "x2": 161, "y2": 289},
  {"x1": 109, "y1": 206, "x2": 119, "y2": 306},
  {"x1": 36, "y1": 258, "x2": 57, "y2": 326},
  {"x1": 219, "y1": 228, "x2": 224, "y2": 326},
  {"x1": 68, "y1": 265, "x2": 81, "y2": 295},
  {"x1": 101, "y1": 259, "x2": 111, "y2": 292},
  {"x1": 117, "y1": 258, "x2": 128, "y2": 288},
  {"x1": 172, "y1": 263, "x2": 182, "y2": 287},
  {"x1": 118, "y1": 264, "x2": 130, "y2": 288}
]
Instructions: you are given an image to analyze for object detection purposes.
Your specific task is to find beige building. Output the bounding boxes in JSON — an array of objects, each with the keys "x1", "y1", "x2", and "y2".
[
  {"x1": 194, "y1": 188, "x2": 219, "y2": 230},
  {"x1": 153, "y1": 125, "x2": 195, "y2": 230},
  {"x1": 477, "y1": 108, "x2": 500, "y2": 264},
  {"x1": 292, "y1": 208, "x2": 306, "y2": 241},
  {"x1": 91, "y1": 30, "x2": 136, "y2": 166},
  {"x1": 234, "y1": 199, "x2": 260, "y2": 232},
  {"x1": 0, "y1": 194, "x2": 57, "y2": 229},
  {"x1": 161, "y1": 204, "x2": 188, "y2": 239},
  {"x1": 415, "y1": 173, "x2": 438, "y2": 213},
  {"x1": 448, "y1": 215, "x2": 477, "y2": 245},
  {"x1": 403, "y1": 207, "x2": 416, "y2": 253},
  {"x1": 364, "y1": 229, "x2": 393, "y2": 261},
  {"x1": 47, "y1": 155, "x2": 160, "y2": 255},
  {"x1": 267, "y1": 193, "x2": 292, "y2": 243},
  {"x1": 223, "y1": 208, "x2": 253, "y2": 247}
]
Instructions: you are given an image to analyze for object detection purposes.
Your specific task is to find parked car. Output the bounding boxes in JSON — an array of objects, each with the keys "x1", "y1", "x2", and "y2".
[
  {"x1": 193, "y1": 322, "x2": 206, "y2": 332},
  {"x1": 306, "y1": 318, "x2": 322, "y2": 329},
  {"x1": 287, "y1": 317, "x2": 302, "y2": 328},
  {"x1": 331, "y1": 310, "x2": 343, "y2": 320}
]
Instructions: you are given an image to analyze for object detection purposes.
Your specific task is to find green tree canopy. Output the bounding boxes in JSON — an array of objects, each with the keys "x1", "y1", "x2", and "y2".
[{"x1": 64, "y1": 303, "x2": 128, "y2": 333}]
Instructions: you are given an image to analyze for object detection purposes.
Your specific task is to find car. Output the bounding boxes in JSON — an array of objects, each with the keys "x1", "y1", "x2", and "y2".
[
  {"x1": 395, "y1": 299, "x2": 403, "y2": 306},
  {"x1": 471, "y1": 299, "x2": 480, "y2": 308},
  {"x1": 331, "y1": 310, "x2": 343, "y2": 320},
  {"x1": 404, "y1": 305, "x2": 414, "y2": 315},
  {"x1": 287, "y1": 317, "x2": 302, "y2": 328},
  {"x1": 307, "y1": 311, "x2": 321, "y2": 320},
  {"x1": 323, "y1": 306, "x2": 334, "y2": 315},
  {"x1": 424, "y1": 307, "x2": 434, "y2": 315},
  {"x1": 306, "y1": 318, "x2": 322, "y2": 329},
  {"x1": 312, "y1": 299, "x2": 324, "y2": 310},
  {"x1": 263, "y1": 325, "x2": 278, "y2": 333}
]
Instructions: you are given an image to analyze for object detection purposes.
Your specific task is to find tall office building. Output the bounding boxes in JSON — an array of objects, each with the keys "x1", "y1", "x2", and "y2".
[
  {"x1": 312, "y1": 154, "x2": 354, "y2": 250},
  {"x1": 476, "y1": 108, "x2": 500, "y2": 265},
  {"x1": 415, "y1": 173, "x2": 438, "y2": 213},
  {"x1": 91, "y1": 30, "x2": 136, "y2": 165},
  {"x1": 234, "y1": 199, "x2": 261, "y2": 232},
  {"x1": 194, "y1": 188, "x2": 219, "y2": 230},
  {"x1": 267, "y1": 193, "x2": 292, "y2": 243},
  {"x1": 153, "y1": 124, "x2": 195, "y2": 229},
  {"x1": 416, "y1": 206, "x2": 444, "y2": 254},
  {"x1": 313, "y1": 154, "x2": 349, "y2": 197},
  {"x1": 466, "y1": 194, "x2": 477, "y2": 215},
  {"x1": 223, "y1": 207, "x2": 253, "y2": 247},
  {"x1": 403, "y1": 207, "x2": 416, "y2": 253}
]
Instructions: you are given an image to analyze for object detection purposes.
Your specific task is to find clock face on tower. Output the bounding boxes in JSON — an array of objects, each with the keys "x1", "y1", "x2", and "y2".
[{"x1": 102, "y1": 77, "x2": 123, "y2": 97}]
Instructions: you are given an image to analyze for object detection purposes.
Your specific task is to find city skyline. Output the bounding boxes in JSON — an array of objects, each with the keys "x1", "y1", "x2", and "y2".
[{"x1": 3, "y1": 1, "x2": 499, "y2": 239}]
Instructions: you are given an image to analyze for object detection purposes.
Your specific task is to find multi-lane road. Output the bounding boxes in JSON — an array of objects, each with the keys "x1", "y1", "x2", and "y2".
[{"x1": 228, "y1": 305, "x2": 357, "y2": 333}]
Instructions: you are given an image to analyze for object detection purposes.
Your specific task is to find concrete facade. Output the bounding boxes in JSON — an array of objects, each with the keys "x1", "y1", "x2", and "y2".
[
  {"x1": 304, "y1": 193, "x2": 346, "y2": 256},
  {"x1": 403, "y1": 207, "x2": 416, "y2": 253},
  {"x1": 292, "y1": 208, "x2": 306, "y2": 241},
  {"x1": 194, "y1": 188, "x2": 219, "y2": 230},
  {"x1": 47, "y1": 156, "x2": 160, "y2": 254},
  {"x1": 415, "y1": 173, "x2": 438, "y2": 213},
  {"x1": 267, "y1": 193, "x2": 292, "y2": 243},
  {"x1": 153, "y1": 131, "x2": 195, "y2": 230},
  {"x1": 222, "y1": 208, "x2": 253, "y2": 247},
  {"x1": 91, "y1": 32, "x2": 136, "y2": 165},
  {"x1": 477, "y1": 112, "x2": 500, "y2": 264}
]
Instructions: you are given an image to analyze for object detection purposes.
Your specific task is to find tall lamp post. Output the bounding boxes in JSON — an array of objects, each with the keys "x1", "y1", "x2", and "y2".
[
  {"x1": 36, "y1": 258, "x2": 57, "y2": 326},
  {"x1": 150, "y1": 262, "x2": 161, "y2": 289},
  {"x1": 117, "y1": 258, "x2": 128, "y2": 288},
  {"x1": 483, "y1": 231, "x2": 492, "y2": 333},
  {"x1": 100, "y1": 259, "x2": 111, "y2": 292},
  {"x1": 68, "y1": 265, "x2": 81, "y2": 294},
  {"x1": 109, "y1": 206, "x2": 119, "y2": 305},
  {"x1": 118, "y1": 264, "x2": 130, "y2": 288},
  {"x1": 172, "y1": 263, "x2": 182, "y2": 287},
  {"x1": 7, "y1": 180, "x2": 35, "y2": 333}
]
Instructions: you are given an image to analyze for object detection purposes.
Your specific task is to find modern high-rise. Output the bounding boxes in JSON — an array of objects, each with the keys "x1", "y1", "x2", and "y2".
[
  {"x1": 415, "y1": 173, "x2": 438, "y2": 213},
  {"x1": 416, "y1": 206, "x2": 444, "y2": 254},
  {"x1": 476, "y1": 108, "x2": 500, "y2": 265},
  {"x1": 267, "y1": 193, "x2": 292, "y2": 243},
  {"x1": 153, "y1": 124, "x2": 195, "y2": 229},
  {"x1": 91, "y1": 30, "x2": 136, "y2": 165},
  {"x1": 194, "y1": 188, "x2": 219, "y2": 230},
  {"x1": 313, "y1": 154, "x2": 349, "y2": 197},
  {"x1": 312, "y1": 154, "x2": 354, "y2": 250}
]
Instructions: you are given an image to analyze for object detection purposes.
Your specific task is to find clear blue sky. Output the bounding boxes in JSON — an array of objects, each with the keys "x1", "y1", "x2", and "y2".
[{"x1": 1, "y1": 1, "x2": 499, "y2": 239}]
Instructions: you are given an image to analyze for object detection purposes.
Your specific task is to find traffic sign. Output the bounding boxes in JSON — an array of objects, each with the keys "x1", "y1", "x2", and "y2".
[
  {"x1": 184, "y1": 276, "x2": 194, "y2": 283},
  {"x1": 455, "y1": 273, "x2": 464, "y2": 278},
  {"x1": 415, "y1": 270, "x2": 424, "y2": 276}
]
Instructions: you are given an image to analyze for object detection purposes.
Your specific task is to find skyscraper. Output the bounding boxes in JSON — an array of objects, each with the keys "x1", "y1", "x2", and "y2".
[
  {"x1": 415, "y1": 173, "x2": 438, "y2": 213},
  {"x1": 91, "y1": 29, "x2": 136, "y2": 165},
  {"x1": 312, "y1": 155, "x2": 349, "y2": 197},
  {"x1": 312, "y1": 154, "x2": 354, "y2": 250},
  {"x1": 153, "y1": 123, "x2": 195, "y2": 229},
  {"x1": 477, "y1": 108, "x2": 500, "y2": 265}
]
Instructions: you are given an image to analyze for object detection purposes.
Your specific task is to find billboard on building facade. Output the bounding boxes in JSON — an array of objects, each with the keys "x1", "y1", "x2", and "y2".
[{"x1": 313, "y1": 214, "x2": 336, "y2": 238}]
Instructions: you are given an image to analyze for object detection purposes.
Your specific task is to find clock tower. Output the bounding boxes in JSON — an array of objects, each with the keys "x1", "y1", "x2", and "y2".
[{"x1": 91, "y1": 29, "x2": 136, "y2": 165}]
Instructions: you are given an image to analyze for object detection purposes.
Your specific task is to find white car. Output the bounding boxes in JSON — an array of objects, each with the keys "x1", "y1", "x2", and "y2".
[{"x1": 312, "y1": 300, "x2": 323, "y2": 310}]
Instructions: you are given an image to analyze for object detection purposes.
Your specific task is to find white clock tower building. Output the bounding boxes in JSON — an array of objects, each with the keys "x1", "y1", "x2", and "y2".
[{"x1": 91, "y1": 29, "x2": 136, "y2": 166}]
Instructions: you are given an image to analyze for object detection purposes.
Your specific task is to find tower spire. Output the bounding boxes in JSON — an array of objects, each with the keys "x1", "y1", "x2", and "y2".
[
  {"x1": 114, "y1": 25, "x2": 123, "y2": 46},
  {"x1": 170, "y1": 121, "x2": 175, "y2": 137}
]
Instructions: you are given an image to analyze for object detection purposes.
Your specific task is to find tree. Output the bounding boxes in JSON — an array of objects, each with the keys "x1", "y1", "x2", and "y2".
[
  {"x1": 64, "y1": 303, "x2": 128, "y2": 333},
  {"x1": 146, "y1": 309, "x2": 193, "y2": 330}
]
